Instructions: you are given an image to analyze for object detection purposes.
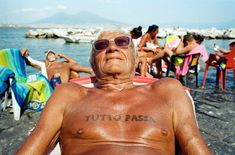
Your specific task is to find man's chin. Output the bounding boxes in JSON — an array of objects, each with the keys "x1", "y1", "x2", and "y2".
[
  {"x1": 48, "y1": 59, "x2": 56, "y2": 62},
  {"x1": 105, "y1": 66, "x2": 123, "y2": 74}
]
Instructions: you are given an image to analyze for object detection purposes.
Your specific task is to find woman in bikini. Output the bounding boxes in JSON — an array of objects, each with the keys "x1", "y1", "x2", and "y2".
[{"x1": 137, "y1": 25, "x2": 165, "y2": 77}]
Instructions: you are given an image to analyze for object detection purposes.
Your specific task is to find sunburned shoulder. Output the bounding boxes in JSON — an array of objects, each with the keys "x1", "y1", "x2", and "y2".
[
  {"x1": 43, "y1": 83, "x2": 89, "y2": 111},
  {"x1": 150, "y1": 78, "x2": 184, "y2": 93},
  {"x1": 53, "y1": 82, "x2": 88, "y2": 98},
  {"x1": 57, "y1": 82, "x2": 86, "y2": 89},
  {"x1": 141, "y1": 33, "x2": 149, "y2": 40},
  {"x1": 150, "y1": 78, "x2": 191, "y2": 107}
]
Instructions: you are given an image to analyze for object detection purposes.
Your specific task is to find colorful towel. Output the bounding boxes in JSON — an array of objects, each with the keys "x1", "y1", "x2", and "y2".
[
  {"x1": 187, "y1": 45, "x2": 208, "y2": 62},
  {"x1": 0, "y1": 48, "x2": 27, "y2": 78},
  {"x1": 175, "y1": 45, "x2": 209, "y2": 76},
  {"x1": 0, "y1": 48, "x2": 53, "y2": 111},
  {"x1": 10, "y1": 74, "x2": 53, "y2": 111},
  {"x1": 165, "y1": 35, "x2": 181, "y2": 49},
  {"x1": 0, "y1": 66, "x2": 15, "y2": 95}
]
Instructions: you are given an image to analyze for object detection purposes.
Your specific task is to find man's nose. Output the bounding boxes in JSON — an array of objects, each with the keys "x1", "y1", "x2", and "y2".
[{"x1": 106, "y1": 42, "x2": 119, "y2": 53}]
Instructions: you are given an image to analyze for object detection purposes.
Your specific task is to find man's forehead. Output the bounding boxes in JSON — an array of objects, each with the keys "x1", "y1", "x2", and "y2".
[
  {"x1": 48, "y1": 51, "x2": 55, "y2": 56},
  {"x1": 98, "y1": 31, "x2": 128, "y2": 39}
]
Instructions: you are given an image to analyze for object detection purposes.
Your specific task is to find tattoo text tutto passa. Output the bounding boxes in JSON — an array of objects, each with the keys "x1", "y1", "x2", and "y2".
[{"x1": 86, "y1": 114, "x2": 156, "y2": 123}]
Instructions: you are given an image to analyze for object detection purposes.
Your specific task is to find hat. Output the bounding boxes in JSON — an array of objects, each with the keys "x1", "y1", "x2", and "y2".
[{"x1": 44, "y1": 50, "x2": 55, "y2": 59}]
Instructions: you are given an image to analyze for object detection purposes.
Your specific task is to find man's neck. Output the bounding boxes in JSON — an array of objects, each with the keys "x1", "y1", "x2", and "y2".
[
  {"x1": 96, "y1": 75, "x2": 135, "y2": 91},
  {"x1": 46, "y1": 60, "x2": 58, "y2": 67}
]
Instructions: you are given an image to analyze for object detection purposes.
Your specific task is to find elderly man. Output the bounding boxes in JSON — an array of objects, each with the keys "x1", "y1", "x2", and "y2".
[{"x1": 16, "y1": 29, "x2": 211, "y2": 155}]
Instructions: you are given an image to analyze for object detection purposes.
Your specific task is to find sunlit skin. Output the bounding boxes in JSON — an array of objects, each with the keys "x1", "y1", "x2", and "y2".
[
  {"x1": 213, "y1": 44, "x2": 234, "y2": 61},
  {"x1": 138, "y1": 29, "x2": 160, "y2": 58},
  {"x1": 138, "y1": 28, "x2": 166, "y2": 77},
  {"x1": 16, "y1": 30, "x2": 211, "y2": 155},
  {"x1": 90, "y1": 31, "x2": 137, "y2": 89},
  {"x1": 20, "y1": 48, "x2": 92, "y2": 83},
  {"x1": 45, "y1": 51, "x2": 92, "y2": 83},
  {"x1": 130, "y1": 31, "x2": 150, "y2": 77}
]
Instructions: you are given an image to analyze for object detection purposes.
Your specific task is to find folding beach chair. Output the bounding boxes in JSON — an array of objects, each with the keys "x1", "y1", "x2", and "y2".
[
  {"x1": 202, "y1": 47, "x2": 235, "y2": 91},
  {"x1": 164, "y1": 35, "x2": 207, "y2": 87},
  {"x1": 166, "y1": 53, "x2": 201, "y2": 87},
  {"x1": 0, "y1": 48, "x2": 53, "y2": 120}
]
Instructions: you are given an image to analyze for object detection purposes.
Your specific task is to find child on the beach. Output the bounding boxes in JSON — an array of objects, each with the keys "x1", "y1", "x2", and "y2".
[
  {"x1": 211, "y1": 41, "x2": 235, "y2": 70},
  {"x1": 214, "y1": 41, "x2": 235, "y2": 55}
]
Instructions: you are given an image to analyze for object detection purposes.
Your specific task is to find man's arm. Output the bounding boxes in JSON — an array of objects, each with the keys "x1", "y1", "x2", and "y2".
[
  {"x1": 137, "y1": 34, "x2": 148, "y2": 50},
  {"x1": 16, "y1": 84, "x2": 70, "y2": 155},
  {"x1": 170, "y1": 80, "x2": 212, "y2": 155},
  {"x1": 58, "y1": 53, "x2": 77, "y2": 63},
  {"x1": 24, "y1": 58, "x2": 41, "y2": 69},
  {"x1": 21, "y1": 48, "x2": 41, "y2": 69},
  {"x1": 217, "y1": 48, "x2": 230, "y2": 54},
  {"x1": 70, "y1": 63, "x2": 93, "y2": 74},
  {"x1": 141, "y1": 47, "x2": 157, "y2": 53},
  {"x1": 58, "y1": 53, "x2": 93, "y2": 74},
  {"x1": 175, "y1": 42, "x2": 194, "y2": 55}
]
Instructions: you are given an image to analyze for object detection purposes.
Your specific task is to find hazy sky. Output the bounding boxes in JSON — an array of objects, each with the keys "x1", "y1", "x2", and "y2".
[{"x1": 0, "y1": 0, "x2": 234, "y2": 26}]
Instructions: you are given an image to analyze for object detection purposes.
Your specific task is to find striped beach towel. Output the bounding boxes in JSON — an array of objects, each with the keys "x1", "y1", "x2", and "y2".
[
  {"x1": 0, "y1": 66, "x2": 15, "y2": 95},
  {"x1": 0, "y1": 48, "x2": 53, "y2": 111}
]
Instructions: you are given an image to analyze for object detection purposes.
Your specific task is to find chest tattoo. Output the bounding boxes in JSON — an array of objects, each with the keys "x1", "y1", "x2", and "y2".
[{"x1": 85, "y1": 114, "x2": 156, "y2": 123}]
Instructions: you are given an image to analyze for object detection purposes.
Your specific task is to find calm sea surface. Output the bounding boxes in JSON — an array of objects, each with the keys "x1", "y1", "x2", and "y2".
[{"x1": 0, "y1": 27, "x2": 235, "y2": 78}]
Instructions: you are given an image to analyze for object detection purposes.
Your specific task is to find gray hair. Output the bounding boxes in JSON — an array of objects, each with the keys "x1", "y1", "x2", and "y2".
[{"x1": 89, "y1": 28, "x2": 137, "y2": 67}]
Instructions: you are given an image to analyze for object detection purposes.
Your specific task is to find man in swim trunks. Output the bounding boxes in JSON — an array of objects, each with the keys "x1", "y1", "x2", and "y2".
[
  {"x1": 44, "y1": 50, "x2": 92, "y2": 84},
  {"x1": 21, "y1": 49, "x2": 93, "y2": 84},
  {"x1": 16, "y1": 29, "x2": 211, "y2": 155}
]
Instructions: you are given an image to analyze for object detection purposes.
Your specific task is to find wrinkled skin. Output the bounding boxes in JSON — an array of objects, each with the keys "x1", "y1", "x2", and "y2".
[{"x1": 16, "y1": 30, "x2": 211, "y2": 155}]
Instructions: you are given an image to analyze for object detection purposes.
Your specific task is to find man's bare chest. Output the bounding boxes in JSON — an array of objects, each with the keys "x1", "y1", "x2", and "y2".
[
  {"x1": 61, "y1": 92, "x2": 173, "y2": 142},
  {"x1": 47, "y1": 62, "x2": 68, "y2": 71}
]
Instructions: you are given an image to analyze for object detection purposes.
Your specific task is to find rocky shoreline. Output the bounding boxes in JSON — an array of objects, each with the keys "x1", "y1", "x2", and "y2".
[
  {"x1": 25, "y1": 27, "x2": 235, "y2": 40},
  {"x1": 0, "y1": 69, "x2": 234, "y2": 155}
]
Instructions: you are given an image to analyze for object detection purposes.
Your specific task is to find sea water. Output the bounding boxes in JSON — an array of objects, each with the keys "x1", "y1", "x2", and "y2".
[
  {"x1": 0, "y1": 27, "x2": 92, "y2": 75},
  {"x1": 0, "y1": 27, "x2": 234, "y2": 86}
]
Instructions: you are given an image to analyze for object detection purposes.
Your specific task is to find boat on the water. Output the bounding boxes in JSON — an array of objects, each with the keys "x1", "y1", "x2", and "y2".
[{"x1": 63, "y1": 34, "x2": 96, "y2": 43}]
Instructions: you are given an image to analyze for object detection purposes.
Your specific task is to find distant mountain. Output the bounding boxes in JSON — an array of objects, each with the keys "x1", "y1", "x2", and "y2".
[{"x1": 32, "y1": 11, "x2": 129, "y2": 26}]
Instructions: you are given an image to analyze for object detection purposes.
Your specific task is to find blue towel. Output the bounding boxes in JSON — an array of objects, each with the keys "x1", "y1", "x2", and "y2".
[
  {"x1": 0, "y1": 66, "x2": 15, "y2": 95},
  {"x1": 0, "y1": 48, "x2": 53, "y2": 111}
]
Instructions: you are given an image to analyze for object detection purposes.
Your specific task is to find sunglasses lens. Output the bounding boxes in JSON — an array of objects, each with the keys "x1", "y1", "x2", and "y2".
[
  {"x1": 94, "y1": 39, "x2": 109, "y2": 51},
  {"x1": 115, "y1": 36, "x2": 130, "y2": 47},
  {"x1": 93, "y1": 36, "x2": 130, "y2": 51}
]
